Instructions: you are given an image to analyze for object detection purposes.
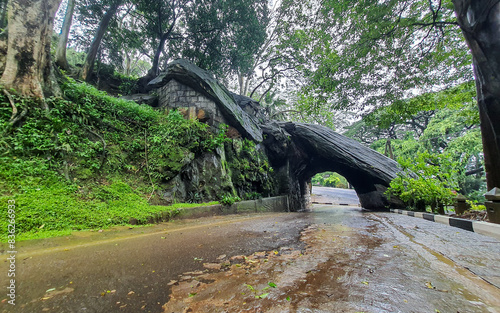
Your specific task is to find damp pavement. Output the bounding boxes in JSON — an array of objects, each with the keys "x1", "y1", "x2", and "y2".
[
  {"x1": 312, "y1": 186, "x2": 361, "y2": 206},
  {"x1": 1, "y1": 202, "x2": 500, "y2": 312}
]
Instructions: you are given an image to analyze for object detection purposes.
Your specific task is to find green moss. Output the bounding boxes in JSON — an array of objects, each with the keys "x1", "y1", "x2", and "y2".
[
  {"x1": 0, "y1": 173, "x2": 218, "y2": 241},
  {"x1": 224, "y1": 139, "x2": 276, "y2": 197},
  {"x1": 0, "y1": 80, "x2": 227, "y2": 240}
]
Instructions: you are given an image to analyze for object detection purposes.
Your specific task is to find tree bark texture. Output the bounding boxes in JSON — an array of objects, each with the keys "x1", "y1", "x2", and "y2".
[
  {"x1": 0, "y1": 0, "x2": 62, "y2": 98},
  {"x1": 81, "y1": 0, "x2": 122, "y2": 81},
  {"x1": 55, "y1": 0, "x2": 76, "y2": 70},
  {"x1": 453, "y1": 0, "x2": 500, "y2": 190},
  {"x1": 149, "y1": 34, "x2": 167, "y2": 76}
]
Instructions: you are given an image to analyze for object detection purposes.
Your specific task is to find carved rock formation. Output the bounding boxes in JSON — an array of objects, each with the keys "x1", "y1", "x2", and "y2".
[{"x1": 133, "y1": 59, "x2": 404, "y2": 211}]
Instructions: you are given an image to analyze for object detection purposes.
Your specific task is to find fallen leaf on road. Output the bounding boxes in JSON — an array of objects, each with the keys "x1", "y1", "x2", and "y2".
[{"x1": 43, "y1": 287, "x2": 74, "y2": 300}]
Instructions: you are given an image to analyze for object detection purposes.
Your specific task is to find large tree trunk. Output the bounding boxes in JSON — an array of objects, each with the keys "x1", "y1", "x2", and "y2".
[
  {"x1": 453, "y1": 0, "x2": 500, "y2": 190},
  {"x1": 0, "y1": 0, "x2": 62, "y2": 98},
  {"x1": 80, "y1": 0, "x2": 122, "y2": 81},
  {"x1": 55, "y1": 0, "x2": 76, "y2": 70},
  {"x1": 149, "y1": 35, "x2": 167, "y2": 76},
  {"x1": 148, "y1": 15, "x2": 176, "y2": 77}
]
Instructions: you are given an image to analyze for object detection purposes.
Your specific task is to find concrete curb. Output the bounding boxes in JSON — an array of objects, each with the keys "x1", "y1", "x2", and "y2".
[
  {"x1": 312, "y1": 202, "x2": 361, "y2": 207},
  {"x1": 390, "y1": 209, "x2": 500, "y2": 241},
  {"x1": 176, "y1": 196, "x2": 289, "y2": 220}
]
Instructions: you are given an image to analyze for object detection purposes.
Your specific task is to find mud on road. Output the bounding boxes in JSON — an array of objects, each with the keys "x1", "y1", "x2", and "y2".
[{"x1": 163, "y1": 206, "x2": 500, "y2": 313}]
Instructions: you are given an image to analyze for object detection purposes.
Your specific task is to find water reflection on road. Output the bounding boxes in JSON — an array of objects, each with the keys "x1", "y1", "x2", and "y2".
[
  {"x1": 163, "y1": 206, "x2": 500, "y2": 313},
  {"x1": 2, "y1": 205, "x2": 499, "y2": 313}
]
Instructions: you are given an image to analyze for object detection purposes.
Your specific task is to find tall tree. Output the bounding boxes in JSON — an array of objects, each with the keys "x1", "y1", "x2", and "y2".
[
  {"x1": 55, "y1": 0, "x2": 76, "y2": 70},
  {"x1": 452, "y1": 0, "x2": 500, "y2": 190},
  {"x1": 135, "y1": 0, "x2": 184, "y2": 77},
  {"x1": 80, "y1": 0, "x2": 122, "y2": 81},
  {"x1": 181, "y1": 0, "x2": 268, "y2": 80},
  {"x1": 0, "y1": 0, "x2": 62, "y2": 99}
]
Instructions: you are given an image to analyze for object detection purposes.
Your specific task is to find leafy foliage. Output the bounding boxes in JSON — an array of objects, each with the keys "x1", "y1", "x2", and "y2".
[
  {"x1": 344, "y1": 83, "x2": 484, "y2": 201},
  {"x1": 386, "y1": 152, "x2": 459, "y2": 212},
  {"x1": 180, "y1": 0, "x2": 269, "y2": 78},
  {"x1": 220, "y1": 194, "x2": 242, "y2": 206},
  {"x1": 253, "y1": 0, "x2": 473, "y2": 129},
  {"x1": 312, "y1": 172, "x2": 348, "y2": 189},
  {"x1": 0, "y1": 81, "x2": 229, "y2": 240}
]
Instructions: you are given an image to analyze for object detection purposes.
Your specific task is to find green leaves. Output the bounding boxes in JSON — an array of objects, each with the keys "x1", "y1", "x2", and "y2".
[
  {"x1": 387, "y1": 152, "x2": 460, "y2": 211},
  {"x1": 244, "y1": 282, "x2": 276, "y2": 299},
  {"x1": 276, "y1": 0, "x2": 472, "y2": 120}
]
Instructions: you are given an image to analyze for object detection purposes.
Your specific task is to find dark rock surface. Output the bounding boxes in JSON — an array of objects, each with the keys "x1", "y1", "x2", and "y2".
[
  {"x1": 262, "y1": 122, "x2": 405, "y2": 211},
  {"x1": 138, "y1": 59, "x2": 403, "y2": 211}
]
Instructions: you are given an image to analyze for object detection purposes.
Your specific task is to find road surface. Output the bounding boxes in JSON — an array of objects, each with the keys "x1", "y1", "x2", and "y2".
[
  {"x1": 312, "y1": 186, "x2": 360, "y2": 205},
  {"x1": 1, "y1": 204, "x2": 499, "y2": 312}
]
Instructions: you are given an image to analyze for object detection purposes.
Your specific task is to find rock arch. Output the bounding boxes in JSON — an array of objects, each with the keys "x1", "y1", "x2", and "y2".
[
  {"x1": 138, "y1": 59, "x2": 404, "y2": 211},
  {"x1": 262, "y1": 122, "x2": 404, "y2": 211}
]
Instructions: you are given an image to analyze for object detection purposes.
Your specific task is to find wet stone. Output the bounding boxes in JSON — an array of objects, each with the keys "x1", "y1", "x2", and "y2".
[{"x1": 203, "y1": 263, "x2": 222, "y2": 270}]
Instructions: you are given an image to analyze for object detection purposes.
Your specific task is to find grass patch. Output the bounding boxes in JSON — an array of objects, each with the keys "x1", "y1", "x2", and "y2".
[
  {"x1": 0, "y1": 176, "x2": 218, "y2": 241},
  {"x1": 0, "y1": 80, "x2": 226, "y2": 241}
]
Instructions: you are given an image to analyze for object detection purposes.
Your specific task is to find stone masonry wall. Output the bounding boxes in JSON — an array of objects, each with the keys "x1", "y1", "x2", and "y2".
[{"x1": 158, "y1": 79, "x2": 227, "y2": 127}]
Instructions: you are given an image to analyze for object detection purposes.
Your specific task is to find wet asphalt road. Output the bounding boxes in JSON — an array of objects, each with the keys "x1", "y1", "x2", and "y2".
[
  {"x1": 312, "y1": 186, "x2": 360, "y2": 205},
  {"x1": 1, "y1": 198, "x2": 500, "y2": 312},
  {"x1": 1, "y1": 213, "x2": 310, "y2": 313}
]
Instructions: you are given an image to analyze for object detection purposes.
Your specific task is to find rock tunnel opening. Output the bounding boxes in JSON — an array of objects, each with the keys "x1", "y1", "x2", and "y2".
[
  {"x1": 267, "y1": 122, "x2": 404, "y2": 212},
  {"x1": 307, "y1": 171, "x2": 361, "y2": 206},
  {"x1": 295, "y1": 159, "x2": 389, "y2": 211},
  {"x1": 311, "y1": 172, "x2": 351, "y2": 190}
]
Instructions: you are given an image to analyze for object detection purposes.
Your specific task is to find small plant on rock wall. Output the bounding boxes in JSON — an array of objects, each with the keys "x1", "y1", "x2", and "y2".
[
  {"x1": 220, "y1": 194, "x2": 242, "y2": 206},
  {"x1": 204, "y1": 124, "x2": 232, "y2": 151}
]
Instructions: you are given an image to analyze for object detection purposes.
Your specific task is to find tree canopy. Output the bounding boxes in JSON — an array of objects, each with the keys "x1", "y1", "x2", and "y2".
[{"x1": 0, "y1": 0, "x2": 499, "y2": 191}]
